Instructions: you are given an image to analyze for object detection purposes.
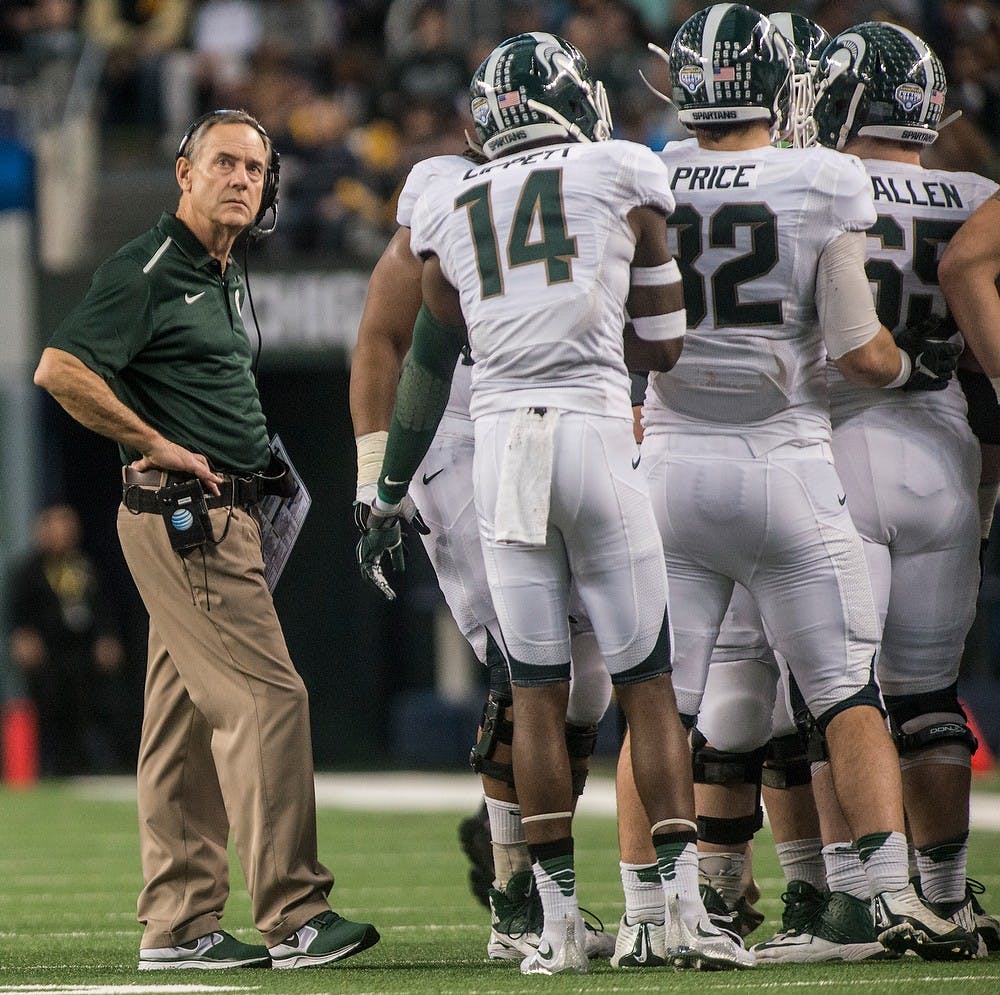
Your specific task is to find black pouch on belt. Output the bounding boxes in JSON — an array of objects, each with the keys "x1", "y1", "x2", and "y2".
[{"x1": 159, "y1": 478, "x2": 211, "y2": 551}]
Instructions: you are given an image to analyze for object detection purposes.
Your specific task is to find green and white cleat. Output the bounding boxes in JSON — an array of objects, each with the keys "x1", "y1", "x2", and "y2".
[
  {"x1": 610, "y1": 914, "x2": 666, "y2": 968},
  {"x1": 752, "y1": 891, "x2": 896, "y2": 963}
]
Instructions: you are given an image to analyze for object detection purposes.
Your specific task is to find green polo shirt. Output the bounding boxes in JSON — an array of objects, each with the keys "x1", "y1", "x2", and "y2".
[{"x1": 49, "y1": 213, "x2": 271, "y2": 473}]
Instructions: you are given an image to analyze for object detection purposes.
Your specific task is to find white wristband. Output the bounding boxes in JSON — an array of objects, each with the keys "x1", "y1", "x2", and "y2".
[
  {"x1": 356, "y1": 430, "x2": 388, "y2": 498},
  {"x1": 630, "y1": 259, "x2": 681, "y2": 286},
  {"x1": 990, "y1": 376, "x2": 1000, "y2": 405},
  {"x1": 884, "y1": 348, "x2": 912, "y2": 389},
  {"x1": 373, "y1": 494, "x2": 402, "y2": 516},
  {"x1": 631, "y1": 309, "x2": 687, "y2": 341}
]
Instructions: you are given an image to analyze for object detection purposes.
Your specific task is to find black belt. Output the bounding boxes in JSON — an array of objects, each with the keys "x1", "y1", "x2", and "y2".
[{"x1": 122, "y1": 465, "x2": 290, "y2": 515}]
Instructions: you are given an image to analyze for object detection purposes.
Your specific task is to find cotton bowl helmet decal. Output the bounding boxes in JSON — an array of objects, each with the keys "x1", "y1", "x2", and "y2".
[
  {"x1": 469, "y1": 32, "x2": 613, "y2": 160},
  {"x1": 769, "y1": 11, "x2": 831, "y2": 147},
  {"x1": 813, "y1": 21, "x2": 947, "y2": 149},
  {"x1": 666, "y1": 3, "x2": 792, "y2": 135}
]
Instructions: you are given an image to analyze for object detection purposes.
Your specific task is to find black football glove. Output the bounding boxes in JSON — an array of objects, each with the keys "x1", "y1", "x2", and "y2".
[
  {"x1": 896, "y1": 313, "x2": 962, "y2": 392},
  {"x1": 355, "y1": 505, "x2": 405, "y2": 601}
]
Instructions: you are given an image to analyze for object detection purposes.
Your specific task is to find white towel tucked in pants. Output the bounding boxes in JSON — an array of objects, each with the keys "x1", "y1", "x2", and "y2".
[{"x1": 494, "y1": 407, "x2": 561, "y2": 545}]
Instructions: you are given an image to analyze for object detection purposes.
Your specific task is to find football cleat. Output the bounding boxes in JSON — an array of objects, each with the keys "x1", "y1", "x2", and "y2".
[
  {"x1": 752, "y1": 891, "x2": 897, "y2": 963},
  {"x1": 967, "y1": 878, "x2": 1000, "y2": 951},
  {"x1": 665, "y1": 897, "x2": 755, "y2": 970},
  {"x1": 520, "y1": 915, "x2": 589, "y2": 975},
  {"x1": 610, "y1": 914, "x2": 667, "y2": 968},
  {"x1": 700, "y1": 882, "x2": 763, "y2": 940},
  {"x1": 487, "y1": 870, "x2": 542, "y2": 961},
  {"x1": 873, "y1": 883, "x2": 983, "y2": 960},
  {"x1": 776, "y1": 879, "x2": 828, "y2": 933}
]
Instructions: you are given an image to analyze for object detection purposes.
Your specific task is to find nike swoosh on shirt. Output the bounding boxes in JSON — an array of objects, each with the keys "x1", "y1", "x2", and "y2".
[
  {"x1": 632, "y1": 454, "x2": 642, "y2": 469},
  {"x1": 422, "y1": 468, "x2": 445, "y2": 485},
  {"x1": 184, "y1": 291, "x2": 206, "y2": 304}
]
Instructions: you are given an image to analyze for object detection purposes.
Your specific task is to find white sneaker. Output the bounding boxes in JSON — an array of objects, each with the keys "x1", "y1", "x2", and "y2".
[
  {"x1": 520, "y1": 915, "x2": 589, "y2": 975},
  {"x1": 665, "y1": 898, "x2": 755, "y2": 970},
  {"x1": 873, "y1": 883, "x2": 982, "y2": 961},
  {"x1": 610, "y1": 914, "x2": 667, "y2": 967}
]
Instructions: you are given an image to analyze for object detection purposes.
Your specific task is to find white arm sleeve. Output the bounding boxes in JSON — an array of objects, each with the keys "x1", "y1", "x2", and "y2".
[{"x1": 816, "y1": 230, "x2": 882, "y2": 361}]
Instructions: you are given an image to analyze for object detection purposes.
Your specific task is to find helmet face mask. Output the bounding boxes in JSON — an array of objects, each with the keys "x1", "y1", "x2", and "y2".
[
  {"x1": 470, "y1": 32, "x2": 613, "y2": 160},
  {"x1": 769, "y1": 11, "x2": 831, "y2": 147},
  {"x1": 667, "y1": 3, "x2": 793, "y2": 139},
  {"x1": 813, "y1": 21, "x2": 947, "y2": 150}
]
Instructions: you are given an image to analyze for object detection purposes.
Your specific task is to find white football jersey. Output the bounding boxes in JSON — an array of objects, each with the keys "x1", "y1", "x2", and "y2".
[
  {"x1": 643, "y1": 139, "x2": 876, "y2": 452},
  {"x1": 409, "y1": 140, "x2": 675, "y2": 420},
  {"x1": 397, "y1": 154, "x2": 474, "y2": 422},
  {"x1": 828, "y1": 159, "x2": 999, "y2": 423}
]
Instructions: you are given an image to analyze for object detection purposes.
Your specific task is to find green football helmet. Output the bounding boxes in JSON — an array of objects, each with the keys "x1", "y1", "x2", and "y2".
[
  {"x1": 666, "y1": 3, "x2": 792, "y2": 135},
  {"x1": 469, "y1": 32, "x2": 612, "y2": 160},
  {"x1": 813, "y1": 21, "x2": 947, "y2": 149},
  {"x1": 769, "y1": 11, "x2": 831, "y2": 147}
]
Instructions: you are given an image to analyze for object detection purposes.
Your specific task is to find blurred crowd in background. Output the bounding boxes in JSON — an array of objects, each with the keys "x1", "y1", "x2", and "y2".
[
  {"x1": 3, "y1": 0, "x2": 1000, "y2": 777},
  {"x1": 2, "y1": 0, "x2": 1000, "y2": 264}
]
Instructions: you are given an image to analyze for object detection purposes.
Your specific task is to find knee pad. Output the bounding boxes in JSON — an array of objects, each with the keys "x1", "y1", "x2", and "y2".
[
  {"x1": 883, "y1": 684, "x2": 978, "y2": 768},
  {"x1": 761, "y1": 730, "x2": 813, "y2": 789},
  {"x1": 691, "y1": 728, "x2": 767, "y2": 786},
  {"x1": 565, "y1": 722, "x2": 598, "y2": 796},
  {"x1": 691, "y1": 728, "x2": 765, "y2": 845},
  {"x1": 469, "y1": 651, "x2": 515, "y2": 786}
]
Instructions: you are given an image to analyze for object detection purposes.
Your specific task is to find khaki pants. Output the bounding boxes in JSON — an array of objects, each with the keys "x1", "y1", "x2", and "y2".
[{"x1": 117, "y1": 502, "x2": 333, "y2": 948}]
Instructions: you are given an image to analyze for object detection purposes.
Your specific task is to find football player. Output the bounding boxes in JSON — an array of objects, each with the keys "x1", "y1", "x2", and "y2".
[
  {"x1": 351, "y1": 148, "x2": 617, "y2": 961},
  {"x1": 615, "y1": 2, "x2": 978, "y2": 964}
]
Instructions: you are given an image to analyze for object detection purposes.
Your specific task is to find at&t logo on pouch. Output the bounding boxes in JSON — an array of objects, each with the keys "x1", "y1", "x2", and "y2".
[
  {"x1": 679, "y1": 65, "x2": 704, "y2": 94},
  {"x1": 171, "y1": 508, "x2": 194, "y2": 531}
]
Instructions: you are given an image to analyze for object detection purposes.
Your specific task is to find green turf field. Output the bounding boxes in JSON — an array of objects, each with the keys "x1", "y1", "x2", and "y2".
[{"x1": 2, "y1": 773, "x2": 1000, "y2": 994}]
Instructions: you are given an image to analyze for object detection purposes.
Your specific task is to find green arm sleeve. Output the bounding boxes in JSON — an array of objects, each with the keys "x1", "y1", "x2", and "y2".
[{"x1": 377, "y1": 304, "x2": 465, "y2": 506}]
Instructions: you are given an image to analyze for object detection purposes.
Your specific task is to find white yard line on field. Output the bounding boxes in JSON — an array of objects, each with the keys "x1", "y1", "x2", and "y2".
[{"x1": 71, "y1": 773, "x2": 1000, "y2": 829}]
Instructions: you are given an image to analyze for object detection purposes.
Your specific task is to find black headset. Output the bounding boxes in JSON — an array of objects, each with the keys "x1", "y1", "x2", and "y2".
[{"x1": 176, "y1": 109, "x2": 280, "y2": 236}]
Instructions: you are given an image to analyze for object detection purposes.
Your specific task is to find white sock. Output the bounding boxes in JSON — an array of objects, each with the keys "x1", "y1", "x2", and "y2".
[
  {"x1": 822, "y1": 842, "x2": 869, "y2": 899},
  {"x1": 620, "y1": 862, "x2": 664, "y2": 924},
  {"x1": 857, "y1": 830, "x2": 910, "y2": 896},
  {"x1": 485, "y1": 797, "x2": 529, "y2": 888},
  {"x1": 659, "y1": 843, "x2": 703, "y2": 926},
  {"x1": 775, "y1": 837, "x2": 826, "y2": 891},
  {"x1": 485, "y1": 797, "x2": 523, "y2": 844},
  {"x1": 917, "y1": 838, "x2": 969, "y2": 905},
  {"x1": 533, "y1": 855, "x2": 580, "y2": 943}
]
